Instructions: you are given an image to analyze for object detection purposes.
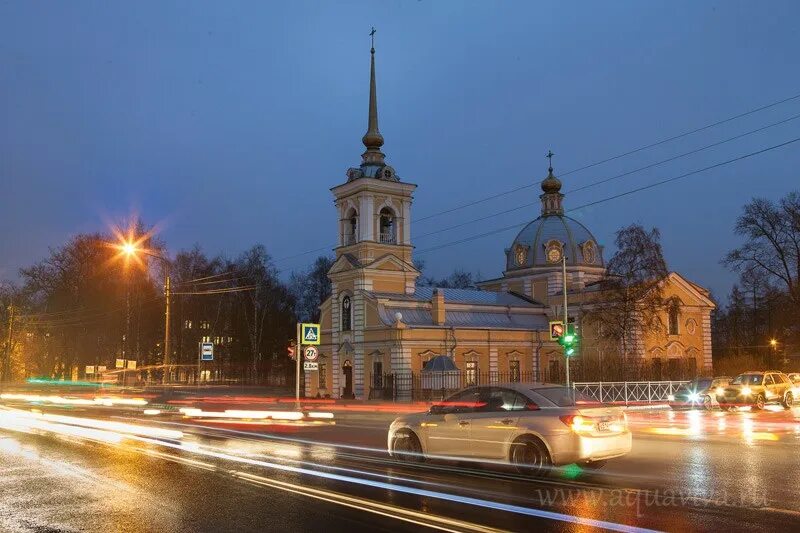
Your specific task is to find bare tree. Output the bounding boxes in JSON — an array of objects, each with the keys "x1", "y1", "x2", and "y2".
[
  {"x1": 583, "y1": 225, "x2": 669, "y2": 368},
  {"x1": 723, "y1": 191, "x2": 800, "y2": 311},
  {"x1": 289, "y1": 256, "x2": 334, "y2": 323}
]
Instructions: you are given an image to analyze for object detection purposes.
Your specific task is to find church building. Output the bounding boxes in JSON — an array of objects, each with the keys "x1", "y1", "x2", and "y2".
[{"x1": 309, "y1": 42, "x2": 715, "y2": 400}]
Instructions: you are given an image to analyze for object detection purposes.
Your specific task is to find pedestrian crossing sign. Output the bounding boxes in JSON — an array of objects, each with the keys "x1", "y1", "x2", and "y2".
[{"x1": 302, "y1": 323, "x2": 321, "y2": 345}]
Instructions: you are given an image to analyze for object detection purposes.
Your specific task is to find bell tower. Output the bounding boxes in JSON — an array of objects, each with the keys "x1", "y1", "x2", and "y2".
[{"x1": 329, "y1": 31, "x2": 419, "y2": 294}]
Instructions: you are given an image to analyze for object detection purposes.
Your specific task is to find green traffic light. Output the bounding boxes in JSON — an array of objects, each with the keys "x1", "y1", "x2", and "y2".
[
  {"x1": 565, "y1": 347, "x2": 575, "y2": 356},
  {"x1": 563, "y1": 334, "x2": 575, "y2": 344}
]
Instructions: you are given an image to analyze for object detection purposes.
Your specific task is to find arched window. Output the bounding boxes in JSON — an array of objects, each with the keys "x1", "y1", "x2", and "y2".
[
  {"x1": 341, "y1": 296, "x2": 352, "y2": 331},
  {"x1": 344, "y1": 209, "x2": 358, "y2": 245},
  {"x1": 379, "y1": 208, "x2": 396, "y2": 244},
  {"x1": 668, "y1": 305, "x2": 679, "y2": 335}
]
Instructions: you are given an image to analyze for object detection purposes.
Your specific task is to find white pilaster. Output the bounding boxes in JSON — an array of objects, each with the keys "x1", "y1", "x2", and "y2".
[
  {"x1": 489, "y1": 347, "x2": 498, "y2": 384},
  {"x1": 702, "y1": 312, "x2": 713, "y2": 373},
  {"x1": 353, "y1": 293, "x2": 366, "y2": 399},
  {"x1": 330, "y1": 287, "x2": 340, "y2": 397},
  {"x1": 402, "y1": 199, "x2": 411, "y2": 244}
]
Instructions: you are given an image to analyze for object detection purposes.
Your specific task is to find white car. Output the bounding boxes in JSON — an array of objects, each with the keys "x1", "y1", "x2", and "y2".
[{"x1": 388, "y1": 383, "x2": 631, "y2": 475}]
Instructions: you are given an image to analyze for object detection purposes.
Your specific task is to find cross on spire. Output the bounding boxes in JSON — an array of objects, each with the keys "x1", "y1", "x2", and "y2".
[
  {"x1": 546, "y1": 150, "x2": 555, "y2": 172},
  {"x1": 370, "y1": 27, "x2": 376, "y2": 52}
]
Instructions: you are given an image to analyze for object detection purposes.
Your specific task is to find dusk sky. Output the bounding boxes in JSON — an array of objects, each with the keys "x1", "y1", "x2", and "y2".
[{"x1": 1, "y1": 1, "x2": 799, "y2": 302}]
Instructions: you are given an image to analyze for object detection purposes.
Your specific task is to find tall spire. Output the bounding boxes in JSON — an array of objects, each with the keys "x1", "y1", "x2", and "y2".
[
  {"x1": 362, "y1": 27, "x2": 385, "y2": 165},
  {"x1": 540, "y1": 149, "x2": 564, "y2": 215}
]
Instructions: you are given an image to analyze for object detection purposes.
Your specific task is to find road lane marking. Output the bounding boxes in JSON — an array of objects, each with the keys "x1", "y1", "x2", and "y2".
[{"x1": 232, "y1": 470, "x2": 502, "y2": 533}]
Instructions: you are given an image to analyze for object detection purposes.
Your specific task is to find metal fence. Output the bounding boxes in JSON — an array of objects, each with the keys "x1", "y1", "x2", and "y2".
[
  {"x1": 374, "y1": 371, "x2": 688, "y2": 405},
  {"x1": 572, "y1": 381, "x2": 688, "y2": 405},
  {"x1": 372, "y1": 371, "x2": 537, "y2": 401}
]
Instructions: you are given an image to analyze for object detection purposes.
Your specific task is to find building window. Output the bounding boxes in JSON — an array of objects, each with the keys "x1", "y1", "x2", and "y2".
[
  {"x1": 319, "y1": 362, "x2": 327, "y2": 390},
  {"x1": 373, "y1": 360, "x2": 383, "y2": 388},
  {"x1": 509, "y1": 360, "x2": 521, "y2": 382},
  {"x1": 184, "y1": 320, "x2": 193, "y2": 329},
  {"x1": 466, "y1": 361, "x2": 478, "y2": 386},
  {"x1": 345, "y1": 208, "x2": 358, "y2": 245},
  {"x1": 341, "y1": 296, "x2": 352, "y2": 331},
  {"x1": 379, "y1": 208, "x2": 396, "y2": 244},
  {"x1": 201, "y1": 336, "x2": 211, "y2": 343},
  {"x1": 668, "y1": 306, "x2": 679, "y2": 335}
]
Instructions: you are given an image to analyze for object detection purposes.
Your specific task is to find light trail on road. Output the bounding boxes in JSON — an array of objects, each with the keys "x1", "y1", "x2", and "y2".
[{"x1": 0, "y1": 406, "x2": 661, "y2": 532}]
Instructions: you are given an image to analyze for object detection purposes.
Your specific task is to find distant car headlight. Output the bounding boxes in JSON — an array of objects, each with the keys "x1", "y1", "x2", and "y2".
[
  {"x1": 667, "y1": 394, "x2": 675, "y2": 401},
  {"x1": 741, "y1": 386, "x2": 752, "y2": 396},
  {"x1": 688, "y1": 392, "x2": 700, "y2": 402},
  {"x1": 715, "y1": 387, "x2": 725, "y2": 396}
]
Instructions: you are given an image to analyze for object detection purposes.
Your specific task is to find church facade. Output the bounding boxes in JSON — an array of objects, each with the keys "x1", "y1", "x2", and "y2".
[{"x1": 307, "y1": 44, "x2": 714, "y2": 400}]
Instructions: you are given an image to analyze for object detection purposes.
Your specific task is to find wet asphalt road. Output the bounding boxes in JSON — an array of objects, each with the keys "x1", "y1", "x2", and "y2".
[{"x1": 1, "y1": 404, "x2": 800, "y2": 532}]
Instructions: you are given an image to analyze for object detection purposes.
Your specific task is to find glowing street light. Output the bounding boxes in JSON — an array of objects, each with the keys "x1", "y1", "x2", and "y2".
[
  {"x1": 770, "y1": 339, "x2": 778, "y2": 347},
  {"x1": 113, "y1": 237, "x2": 172, "y2": 383},
  {"x1": 121, "y1": 242, "x2": 137, "y2": 256}
]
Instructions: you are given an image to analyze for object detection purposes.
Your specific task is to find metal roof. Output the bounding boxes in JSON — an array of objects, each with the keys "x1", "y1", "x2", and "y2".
[
  {"x1": 377, "y1": 306, "x2": 549, "y2": 330},
  {"x1": 411, "y1": 287, "x2": 540, "y2": 307}
]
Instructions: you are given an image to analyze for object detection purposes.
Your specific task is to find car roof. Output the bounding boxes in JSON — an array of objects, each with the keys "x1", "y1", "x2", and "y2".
[{"x1": 481, "y1": 382, "x2": 564, "y2": 392}]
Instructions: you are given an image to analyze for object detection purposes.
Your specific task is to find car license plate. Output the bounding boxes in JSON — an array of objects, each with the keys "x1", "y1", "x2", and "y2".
[{"x1": 597, "y1": 421, "x2": 610, "y2": 432}]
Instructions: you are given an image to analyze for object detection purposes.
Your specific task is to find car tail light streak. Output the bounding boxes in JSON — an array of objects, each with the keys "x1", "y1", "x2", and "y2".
[{"x1": 560, "y1": 414, "x2": 626, "y2": 434}]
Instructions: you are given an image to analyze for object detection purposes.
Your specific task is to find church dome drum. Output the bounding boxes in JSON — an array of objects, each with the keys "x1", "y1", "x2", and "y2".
[{"x1": 506, "y1": 156, "x2": 604, "y2": 272}]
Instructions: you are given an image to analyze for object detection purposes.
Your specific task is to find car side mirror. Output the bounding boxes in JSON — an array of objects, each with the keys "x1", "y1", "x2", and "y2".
[{"x1": 429, "y1": 405, "x2": 444, "y2": 415}]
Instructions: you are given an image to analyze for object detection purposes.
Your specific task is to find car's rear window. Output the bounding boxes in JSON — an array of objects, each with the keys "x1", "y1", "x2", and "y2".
[
  {"x1": 732, "y1": 374, "x2": 763, "y2": 385},
  {"x1": 532, "y1": 387, "x2": 600, "y2": 407}
]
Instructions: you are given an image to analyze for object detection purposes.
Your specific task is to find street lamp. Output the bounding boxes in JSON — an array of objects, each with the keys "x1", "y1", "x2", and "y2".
[{"x1": 118, "y1": 240, "x2": 172, "y2": 383}]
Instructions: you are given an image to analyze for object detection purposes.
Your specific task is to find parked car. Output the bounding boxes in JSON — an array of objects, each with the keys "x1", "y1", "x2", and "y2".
[
  {"x1": 717, "y1": 371, "x2": 794, "y2": 410},
  {"x1": 387, "y1": 383, "x2": 631, "y2": 475},
  {"x1": 787, "y1": 373, "x2": 800, "y2": 386},
  {"x1": 668, "y1": 376, "x2": 731, "y2": 410}
]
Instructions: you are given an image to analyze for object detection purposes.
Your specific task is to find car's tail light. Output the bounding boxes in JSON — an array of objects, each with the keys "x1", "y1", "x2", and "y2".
[
  {"x1": 525, "y1": 403, "x2": 540, "y2": 411},
  {"x1": 559, "y1": 414, "x2": 595, "y2": 433}
]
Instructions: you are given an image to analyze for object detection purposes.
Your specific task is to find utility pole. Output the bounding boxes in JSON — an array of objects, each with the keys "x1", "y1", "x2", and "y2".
[
  {"x1": 164, "y1": 271, "x2": 171, "y2": 384},
  {"x1": 3, "y1": 304, "x2": 14, "y2": 384},
  {"x1": 562, "y1": 255, "x2": 570, "y2": 388}
]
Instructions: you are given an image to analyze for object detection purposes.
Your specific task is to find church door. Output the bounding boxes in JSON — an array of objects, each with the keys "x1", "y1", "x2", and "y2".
[{"x1": 343, "y1": 360, "x2": 354, "y2": 398}]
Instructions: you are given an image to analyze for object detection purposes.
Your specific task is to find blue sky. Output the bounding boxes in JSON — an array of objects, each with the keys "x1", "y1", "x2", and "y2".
[{"x1": 1, "y1": 1, "x2": 799, "y2": 302}]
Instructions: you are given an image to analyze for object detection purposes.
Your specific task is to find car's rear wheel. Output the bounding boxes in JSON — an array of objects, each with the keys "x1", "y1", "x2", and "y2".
[
  {"x1": 392, "y1": 429, "x2": 424, "y2": 463},
  {"x1": 753, "y1": 394, "x2": 766, "y2": 411},
  {"x1": 783, "y1": 392, "x2": 794, "y2": 409},
  {"x1": 702, "y1": 396, "x2": 713, "y2": 410},
  {"x1": 510, "y1": 435, "x2": 552, "y2": 477}
]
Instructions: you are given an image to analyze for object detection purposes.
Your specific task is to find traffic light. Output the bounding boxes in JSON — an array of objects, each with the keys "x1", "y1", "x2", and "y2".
[{"x1": 557, "y1": 324, "x2": 579, "y2": 357}]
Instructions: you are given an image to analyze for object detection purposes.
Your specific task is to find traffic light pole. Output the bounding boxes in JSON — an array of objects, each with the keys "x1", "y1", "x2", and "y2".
[{"x1": 562, "y1": 255, "x2": 570, "y2": 389}]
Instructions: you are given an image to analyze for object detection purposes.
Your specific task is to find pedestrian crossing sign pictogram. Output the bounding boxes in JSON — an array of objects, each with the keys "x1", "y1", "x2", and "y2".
[{"x1": 302, "y1": 323, "x2": 321, "y2": 345}]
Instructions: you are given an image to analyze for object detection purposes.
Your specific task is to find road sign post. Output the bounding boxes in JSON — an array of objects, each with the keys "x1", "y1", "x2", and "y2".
[
  {"x1": 296, "y1": 323, "x2": 321, "y2": 407},
  {"x1": 295, "y1": 323, "x2": 301, "y2": 407},
  {"x1": 198, "y1": 342, "x2": 213, "y2": 385}
]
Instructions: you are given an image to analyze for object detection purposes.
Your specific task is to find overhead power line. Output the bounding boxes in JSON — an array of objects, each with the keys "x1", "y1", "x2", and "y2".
[
  {"x1": 266, "y1": 93, "x2": 800, "y2": 269},
  {"x1": 412, "y1": 111, "x2": 800, "y2": 242},
  {"x1": 413, "y1": 91, "x2": 800, "y2": 223},
  {"x1": 414, "y1": 136, "x2": 800, "y2": 256}
]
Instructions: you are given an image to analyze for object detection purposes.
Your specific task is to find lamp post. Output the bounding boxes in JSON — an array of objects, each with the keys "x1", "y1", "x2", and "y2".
[
  {"x1": 562, "y1": 254, "x2": 569, "y2": 388},
  {"x1": 119, "y1": 242, "x2": 171, "y2": 384}
]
